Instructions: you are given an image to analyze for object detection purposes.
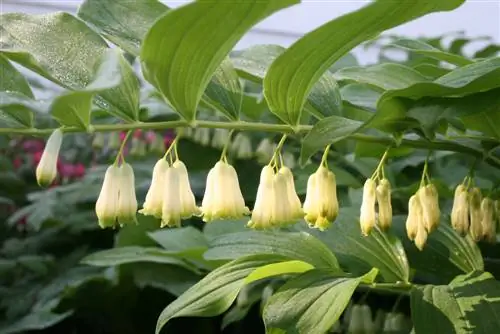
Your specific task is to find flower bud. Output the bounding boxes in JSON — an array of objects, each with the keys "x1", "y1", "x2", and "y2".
[
  {"x1": 201, "y1": 161, "x2": 250, "y2": 222},
  {"x1": 255, "y1": 138, "x2": 274, "y2": 164},
  {"x1": 108, "y1": 132, "x2": 121, "y2": 150},
  {"x1": 303, "y1": 166, "x2": 338, "y2": 231},
  {"x1": 231, "y1": 133, "x2": 253, "y2": 160},
  {"x1": 193, "y1": 128, "x2": 210, "y2": 146},
  {"x1": 248, "y1": 166, "x2": 275, "y2": 229},
  {"x1": 451, "y1": 184, "x2": 470, "y2": 236},
  {"x1": 92, "y1": 133, "x2": 105, "y2": 149},
  {"x1": 95, "y1": 165, "x2": 120, "y2": 228},
  {"x1": 117, "y1": 163, "x2": 138, "y2": 225},
  {"x1": 211, "y1": 129, "x2": 229, "y2": 150},
  {"x1": 469, "y1": 187, "x2": 483, "y2": 242},
  {"x1": 481, "y1": 197, "x2": 496, "y2": 243},
  {"x1": 173, "y1": 160, "x2": 201, "y2": 218},
  {"x1": 360, "y1": 179, "x2": 377, "y2": 236},
  {"x1": 140, "y1": 159, "x2": 169, "y2": 218},
  {"x1": 418, "y1": 184, "x2": 440, "y2": 232},
  {"x1": 376, "y1": 178, "x2": 392, "y2": 230},
  {"x1": 36, "y1": 129, "x2": 63, "y2": 187},
  {"x1": 406, "y1": 195, "x2": 421, "y2": 240}
]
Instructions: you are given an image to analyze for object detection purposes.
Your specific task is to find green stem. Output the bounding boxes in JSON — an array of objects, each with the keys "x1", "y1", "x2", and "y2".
[
  {"x1": 163, "y1": 133, "x2": 180, "y2": 161},
  {"x1": 114, "y1": 130, "x2": 132, "y2": 165},
  {"x1": 370, "y1": 147, "x2": 391, "y2": 179},
  {"x1": 269, "y1": 134, "x2": 288, "y2": 168},
  {"x1": 320, "y1": 144, "x2": 331, "y2": 167},
  {"x1": 220, "y1": 129, "x2": 235, "y2": 162},
  {"x1": 2, "y1": 120, "x2": 500, "y2": 168}
]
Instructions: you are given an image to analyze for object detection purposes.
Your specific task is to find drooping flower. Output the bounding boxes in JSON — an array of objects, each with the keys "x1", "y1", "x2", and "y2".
[
  {"x1": 161, "y1": 166, "x2": 183, "y2": 228},
  {"x1": 36, "y1": 129, "x2": 63, "y2": 187},
  {"x1": 92, "y1": 133, "x2": 105, "y2": 149},
  {"x1": 414, "y1": 216, "x2": 428, "y2": 251},
  {"x1": 469, "y1": 187, "x2": 483, "y2": 241},
  {"x1": 360, "y1": 179, "x2": 377, "y2": 236},
  {"x1": 108, "y1": 132, "x2": 121, "y2": 150},
  {"x1": 406, "y1": 195, "x2": 421, "y2": 240},
  {"x1": 117, "y1": 163, "x2": 138, "y2": 225},
  {"x1": 418, "y1": 183, "x2": 440, "y2": 232},
  {"x1": 376, "y1": 178, "x2": 392, "y2": 230},
  {"x1": 193, "y1": 128, "x2": 210, "y2": 146},
  {"x1": 255, "y1": 138, "x2": 275, "y2": 164},
  {"x1": 231, "y1": 133, "x2": 253, "y2": 160},
  {"x1": 451, "y1": 184, "x2": 470, "y2": 236},
  {"x1": 148, "y1": 132, "x2": 166, "y2": 155},
  {"x1": 95, "y1": 165, "x2": 121, "y2": 229},
  {"x1": 248, "y1": 166, "x2": 276, "y2": 229},
  {"x1": 140, "y1": 159, "x2": 169, "y2": 218},
  {"x1": 201, "y1": 161, "x2": 249, "y2": 222},
  {"x1": 480, "y1": 197, "x2": 496, "y2": 243},
  {"x1": 278, "y1": 166, "x2": 303, "y2": 222},
  {"x1": 211, "y1": 129, "x2": 230, "y2": 150},
  {"x1": 173, "y1": 160, "x2": 201, "y2": 218},
  {"x1": 303, "y1": 165, "x2": 338, "y2": 231},
  {"x1": 282, "y1": 152, "x2": 296, "y2": 170}
]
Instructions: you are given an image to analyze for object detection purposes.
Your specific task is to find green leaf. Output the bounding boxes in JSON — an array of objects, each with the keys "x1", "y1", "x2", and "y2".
[
  {"x1": 0, "y1": 92, "x2": 41, "y2": 128},
  {"x1": 205, "y1": 231, "x2": 340, "y2": 270},
  {"x1": 0, "y1": 54, "x2": 33, "y2": 97},
  {"x1": 0, "y1": 12, "x2": 140, "y2": 121},
  {"x1": 203, "y1": 57, "x2": 243, "y2": 120},
  {"x1": 391, "y1": 38, "x2": 474, "y2": 66},
  {"x1": 148, "y1": 226, "x2": 208, "y2": 252},
  {"x1": 0, "y1": 311, "x2": 73, "y2": 334},
  {"x1": 203, "y1": 219, "x2": 249, "y2": 241},
  {"x1": 412, "y1": 64, "x2": 451, "y2": 79},
  {"x1": 340, "y1": 83, "x2": 381, "y2": 111},
  {"x1": 155, "y1": 254, "x2": 292, "y2": 334},
  {"x1": 263, "y1": 0, "x2": 465, "y2": 126},
  {"x1": 245, "y1": 260, "x2": 314, "y2": 283},
  {"x1": 77, "y1": 0, "x2": 169, "y2": 56},
  {"x1": 411, "y1": 271, "x2": 500, "y2": 334},
  {"x1": 294, "y1": 204, "x2": 410, "y2": 283},
  {"x1": 334, "y1": 63, "x2": 429, "y2": 90},
  {"x1": 305, "y1": 72, "x2": 342, "y2": 118},
  {"x1": 392, "y1": 216, "x2": 483, "y2": 284},
  {"x1": 263, "y1": 268, "x2": 378, "y2": 334},
  {"x1": 141, "y1": 1, "x2": 298, "y2": 121},
  {"x1": 81, "y1": 246, "x2": 193, "y2": 270},
  {"x1": 300, "y1": 116, "x2": 364, "y2": 165}
]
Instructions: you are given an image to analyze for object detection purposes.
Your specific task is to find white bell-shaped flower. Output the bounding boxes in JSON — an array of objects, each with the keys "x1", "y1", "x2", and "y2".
[
  {"x1": 140, "y1": 159, "x2": 169, "y2": 218},
  {"x1": 272, "y1": 172, "x2": 291, "y2": 226},
  {"x1": 303, "y1": 166, "x2": 339, "y2": 231},
  {"x1": 36, "y1": 129, "x2": 63, "y2": 187},
  {"x1": 405, "y1": 195, "x2": 420, "y2": 240},
  {"x1": 173, "y1": 160, "x2": 201, "y2": 218},
  {"x1": 255, "y1": 138, "x2": 275, "y2": 164},
  {"x1": 278, "y1": 166, "x2": 302, "y2": 221},
  {"x1": 211, "y1": 129, "x2": 230, "y2": 150},
  {"x1": 201, "y1": 161, "x2": 249, "y2": 222},
  {"x1": 231, "y1": 133, "x2": 253, "y2": 159},
  {"x1": 376, "y1": 178, "x2": 392, "y2": 230},
  {"x1": 117, "y1": 163, "x2": 138, "y2": 225},
  {"x1": 418, "y1": 184, "x2": 440, "y2": 232},
  {"x1": 451, "y1": 184, "x2": 469, "y2": 236},
  {"x1": 161, "y1": 166, "x2": 183, "y2": 228},
  {"x1": 360, "y1": 179, "x2": 377, "y2": 236},
  {"x1": 248, "y1": 166, "x2": 275, "y2": 229},
  {"x1": 193, "y1": 128, "x2": 210, "y2": 146},
  {"x1": 481, "y1": 197, "x2": 496, "y2": 243},
  {"x1": 282, "y1": 152, "x2": 296, "y2": 170},
  {"x1": 469, "y1": 187, "x2": 483, "y2": 242},
  {"x1": 95, "y1": 165, "x2": 121, "y2": 229}
]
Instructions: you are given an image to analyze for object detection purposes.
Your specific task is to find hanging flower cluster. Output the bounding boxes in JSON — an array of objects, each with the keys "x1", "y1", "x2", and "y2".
[{"x1": 451, "y1": 178, "x2": 498, "y2": 242}]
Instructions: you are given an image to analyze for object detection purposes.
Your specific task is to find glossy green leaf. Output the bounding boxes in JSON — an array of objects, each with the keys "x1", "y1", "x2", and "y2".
[
  {"x1": 148, "y1": 226, "x2": 208, "y2": 252},
  {"x1": 203, "y1": 58, "x2": 243, "y2": 120},
  {"x1": 0, "y1": 54, "x2": 33, "y2": 97},
  {"x1": 0, "y1": 92, "x2": 42, "y2": 128},
  {"x1": 392, "y1": 216, "x2": 483, "y2": 284},
  {"x1": 334, "y1": 63, "x2": 429, "y2": 90},
  {"x1": 263, "y1": 268, "x2": 378, "y2": 334},
  {"x1": 204, "y1": 231, "x2": 340, "y2": 270},
  {"x1": 340, "y1": 84, "x2": 381, "y2": 111},
  {"x1": 232, "y1": 44, "x2": 342, "y2": 119},
  {"x1": 81, "y1": 246, "x2": 193, "y2": 270},
  {"x1": 77, "y1": 0, "x2": 169, "y2": 56},
  {"x1": 413, "y1": 64, "x2": 451, "y2": 79},
  {"x1": 294, "y1": 202, "x2": 410, "y2": 283},
  {"x1": 245, "y1": 260, "x2": 314, "y2": 283},
  {"x1": 0, "y1": 311, "x2": 73, "y2": 334},
  {"x1": 300, "y1": 116, "x2": 364, "y2": 165},
  {"x1": 155, "y1": 254, "x2": 292, "y2": 334},
  {"x1": 411, "y1": 271, "x2": 500, "y2": 334},
  {"x1": 0, "y1": 12, "x2": 140, "y2": 121},
  {"x1": 141, "y1": 1, "x2": 298, "y2": 121},
  {"x1": 263, "y1": 0, "x2": 465, "y2": 125},
  {"x1": 391, "y1": 38, "x2": 474, "y2": 66}
]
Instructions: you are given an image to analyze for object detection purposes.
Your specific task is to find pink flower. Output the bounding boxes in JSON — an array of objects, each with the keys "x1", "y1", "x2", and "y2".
[
  {"x1": 13, "y1": 157, "x2": 22, "y2": 169},
  {"x1": 22, "y1": 140, "x2": 44, "y2": 152},
  {"x1": 74, "y1": 163, "x2": 86, "y2": 178},
  {"x1": 133, "y1": 129, "x2": 143, "y2": 139},
  {"x1": 33, "y1": 151, "x2": 43, "y2": 165},
  {"x1": 145, "y1": 131, "x2": 156, "y2": 144}
]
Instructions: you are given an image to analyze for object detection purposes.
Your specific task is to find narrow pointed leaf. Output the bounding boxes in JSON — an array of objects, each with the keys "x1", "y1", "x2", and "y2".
[
  {"x1": 263, "y1": 268, "x2": 378, "y2": 334},
  {"x1": 0, "y1": 92, "x2": 43, "y2": 128},
  {"x1": 0, "y1": 12, "x2": 140, "y2": 121},
  {"x1": 141, "y1": 0, "x2": 298, "y2": 121},
  {"x1": 205, "y1": 231, "x2": 340, "y2": 270},
  {"x1": 263, "y1": 0, "x2": 465, "y2": 125},
  {"x1": 0, "y1": 54, "x2": 33, "y2": 97}
]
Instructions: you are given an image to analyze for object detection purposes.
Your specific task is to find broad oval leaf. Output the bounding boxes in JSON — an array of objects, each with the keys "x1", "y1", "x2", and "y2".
[
  {"x1": 263, "y1": 0, "x2": 465, "y2": 126},
  {"x1": 148, "y1": 226, "x2": 208, "y2": 252},
  {"x1": 294, "y1": 205, "x2": 410, "y2": 283},
  {"x1": 0, "y1": 12, "x2": 140, "y2": 121},
  {"x1": 340, "y1": 83, "x2": 381, "y2": 111},
  {"x1": 155, "y1": 254, "x2": 294, "y2": 334},
  {"x1": 392, "y1": 216, "x2": 484, "y2": 284},
  {"x1": 0, "y1": 92, "x2": 43, "y2": 128},
  {"x1": 263, "y1": 268, "x2": 378, "y2": 334},
  {"x1": 204, "y1": 231, "x2": 340, "y2": 270},
  {"x1": 0, "y1": 54, "x2": 33, "y2": 97},
  {"x1": 300, "y1": 115, "x2": 364, "y2": 165},
  {"x1": 141, "y1": 0, "x2": 298, "y2": 121},
  {"x1": 412, "y1": 64, "x2": 451, "y2": 80},
  {"x1": 411, "y1": 271, "x2": 500, "y2": 334}
]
